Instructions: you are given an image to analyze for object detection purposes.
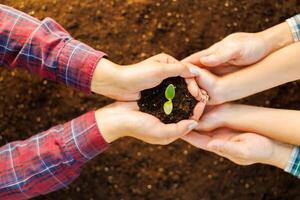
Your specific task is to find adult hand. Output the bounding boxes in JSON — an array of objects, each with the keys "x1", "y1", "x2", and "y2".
[
  {"x1": 184, "y1": 33, "x2": 269, "y2": 68},
  {"x1": 194, "y1": 103, "x2": 300, "y2": 145},
  {"x1": 184, "y1": 43, "x2": 300, "y2": 105},
  {"x1": 183, "y1": 22, "x2": 293, "y2": 71},
  {"x1": 183, "y1": 63, "x2": 223, "y2": 105},
  {"x1": 91, "y1": 53, "x2": 201, "y2": 101},
  {"x1": 182, "y1": 129, "x2": 293, "y2": 169},
  {"x1": 95, "y1": 102, "x2": 204, "y2": 145}
]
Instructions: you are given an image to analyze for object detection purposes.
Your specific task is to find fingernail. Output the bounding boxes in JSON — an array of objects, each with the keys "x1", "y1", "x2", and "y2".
[
  {"x1": 188, "y1": 121, "x2": 199, "y2": 131},
  {"x1": 189, "y1": 67, "x2": 200, "y2": 76}
]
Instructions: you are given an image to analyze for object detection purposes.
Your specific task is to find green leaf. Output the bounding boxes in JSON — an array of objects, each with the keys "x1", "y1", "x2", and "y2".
[
  {"x1": 163, "y1": 100, "x2": 173, "y2": 115},
  {"x1": 165, "y1": 84, "x2": 175, "y2": 100}
]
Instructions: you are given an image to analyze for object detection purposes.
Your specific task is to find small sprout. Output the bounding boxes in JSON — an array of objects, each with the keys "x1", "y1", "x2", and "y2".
[
  {"x1": 163, "y1": 100, "x2": 173, "y2": 115},
  {"x1": 163, "y1": 84, "x2": 175, "y2": 115},
  {"x1": 165, "y1": 84, "x2": 175, "y2": 100}
]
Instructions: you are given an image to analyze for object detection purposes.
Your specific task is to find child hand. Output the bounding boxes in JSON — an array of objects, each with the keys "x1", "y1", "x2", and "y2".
[
  {"x1": 95, "y1": 102, "x2": 201, "y2": 145},
  {"x1": 182, "y1": 129, "x2": 293, "y2": 169},
  {"x1": 183, "y1": 63, "x2": 224, "y2": 105},
  {"x1": 91, "y1": 53, "x2": 200, "y2": 101}
]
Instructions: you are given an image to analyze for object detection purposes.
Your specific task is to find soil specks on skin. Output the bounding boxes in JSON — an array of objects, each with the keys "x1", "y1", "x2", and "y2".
[{"x1": 138, "y1": 77, "x2": 197, "y2": 123}]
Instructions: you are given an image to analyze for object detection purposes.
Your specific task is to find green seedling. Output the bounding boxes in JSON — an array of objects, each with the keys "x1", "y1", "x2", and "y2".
[{"x1": 163, "y1": 84, "x2": 175, "y2": 115}]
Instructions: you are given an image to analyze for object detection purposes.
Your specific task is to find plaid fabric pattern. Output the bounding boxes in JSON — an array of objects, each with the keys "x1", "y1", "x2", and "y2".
[
  {"x1": 286, "y1": 14, "x2": 300, "y2": 42},
  {"x1": 0, "y1": 5, "x2": 109, "y2": 199},
  {"x1": 0, "y1": 111, "x2": 109, "y2": 200},
  {"x1": 0, "y1": 4, "x2": 106, "y2": 93},
  {"x1": 285, "y1": 146, "x2": 300, "y2": 177}
]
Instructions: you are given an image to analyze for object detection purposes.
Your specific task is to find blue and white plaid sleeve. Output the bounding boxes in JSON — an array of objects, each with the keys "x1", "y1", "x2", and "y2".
[
  {"x1": 286, "y1": 14, "x2": 300, "y2": 42},
  {"x1": 284, "y1": 146, "x2": 300, "y2": 178}
]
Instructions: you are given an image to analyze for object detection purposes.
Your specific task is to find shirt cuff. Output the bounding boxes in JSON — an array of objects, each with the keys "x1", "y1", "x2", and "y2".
[
  {"x1": 63, "y1": 111, "x2": 109, "y2": 163},
  {"x1": 58, "y1": 38, "x2": 106, "y2": 93},
  {"x1": 286, "y1": 14, "x2": 300, "y2": 42},
  {"x1": 284, "y1": 146, "x2": 300, "y2": 177}
]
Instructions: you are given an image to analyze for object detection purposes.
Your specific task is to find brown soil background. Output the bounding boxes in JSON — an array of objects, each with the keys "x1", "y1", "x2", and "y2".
[{"x1": 1, "y1": 0, "x2": 300, "y2": 199}]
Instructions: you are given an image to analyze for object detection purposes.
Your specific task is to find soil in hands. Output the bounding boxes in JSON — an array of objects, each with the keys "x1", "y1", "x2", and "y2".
[{"x1": 138, "y1": 77, "x2": 197, "y2": 123}]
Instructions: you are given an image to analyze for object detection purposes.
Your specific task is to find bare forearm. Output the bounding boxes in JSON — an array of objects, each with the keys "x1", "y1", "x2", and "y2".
[
  {"x1": 224, "y1": 104, "x2": 300, "y2": 145},
  {"x1": 219, "y1": 42, "x2": 300, "y2": 102},
  {"x1": 266, "y1": 141, "x2": 293, "y2": 169},
  {"x1": 259, "y1": 22, "x2": 294, "y2": 54}
]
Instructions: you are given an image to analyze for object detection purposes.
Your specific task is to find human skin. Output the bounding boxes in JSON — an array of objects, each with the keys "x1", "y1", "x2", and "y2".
[
  {"x1": 182, "y1": 22, "x2": 296, "y2": 105},
  {"x1": 89, "y1": 53, "x2": 209, "y2": 145},
  {"x1": 91, "y1": 53, "x2": 204, "y2": 101},
  {"x1": 181, "y1": 21, "x2": 296, "y2": 169},
  {"x1": 94, "y1": 101, "x2": 206, "y2": 144},
  {"x1": 195, "y1": 104, "x2": 300, "y2": 145},
  {"x1": 183, "y1": 22, "x2": 293, "y2": 70},
  {"x1": 184, "y1": 39, "x2": 300, "y2": 105},
  {"x1": 182, "y1": 128, "x2": 293, "y2": 169}
]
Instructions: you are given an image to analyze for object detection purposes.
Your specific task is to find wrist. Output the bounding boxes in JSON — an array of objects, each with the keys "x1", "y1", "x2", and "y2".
[
  {"x1": 213, "y1": 77, "x2": 234, "y2": 104},
  {"x1": 265, "y1": 141, "x2": 293, "y2": 169},
  {"x1": 91, "y1": 58, "x2": 122, "y2": 95},
  {"x1": 217, "y1": 103, "x2": 236, "y2": 127},
  {"x1": 94, "y1": 108, "x2": 124, "y2": 143},
  {"x1": 258, "y1": 22, "x2": 293, "y2": 55},
  {"x1": 209, "y1": 78, "x2": 228, "y2": 105}
]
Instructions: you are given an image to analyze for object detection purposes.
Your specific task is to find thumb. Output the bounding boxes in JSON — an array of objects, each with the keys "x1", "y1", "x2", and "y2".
[
  {"x1": 200, "y1": 48, "x2": 236, "y2": 67},
  {"x1": 181, "y1": 131, "x2": 212, "y2": 150},
  {"x1": 197, "y1": 113, "x2": 224, "y2": 132},
  {"x1": 186, "y1": 64, "x2": 218, "y2": 86},
  {"x1": 157, "y1": 120, "x2": 198, "y2": 140},
  {"x1": 158, "y1": 62, "x2": 201, "y2": 79}
]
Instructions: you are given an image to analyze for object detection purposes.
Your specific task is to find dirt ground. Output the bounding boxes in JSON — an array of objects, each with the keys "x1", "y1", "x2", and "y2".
[{"x1": 1, "y1": 0, "x2": 300, "y2": 199}]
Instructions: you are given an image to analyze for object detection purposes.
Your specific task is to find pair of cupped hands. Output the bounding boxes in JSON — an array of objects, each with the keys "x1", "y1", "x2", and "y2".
[{"x1": 92, "y1": 32, "x2": 282, "y2": 168}]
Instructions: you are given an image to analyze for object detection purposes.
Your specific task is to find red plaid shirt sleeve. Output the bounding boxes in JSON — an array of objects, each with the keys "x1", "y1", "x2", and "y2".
[
  {"x1": 0, "y1": 4, "x2": 106, "y2": 93},
  {"x1": 0, "y1": 111, "x2": 109, "y2": 200},
  {"x1": 0, "y1": 5, "x2": 110, "y2": 199}
]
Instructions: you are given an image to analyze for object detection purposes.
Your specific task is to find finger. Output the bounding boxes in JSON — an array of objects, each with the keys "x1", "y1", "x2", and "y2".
[
  {"x1": 211, "y1": 65, "x2": 241, "y2": 76},
  {"x1": 158, "y1": 62, "x2": 199, "y2": 79},
  {"x1": 154, "y1": 120, "x2": 198, "y2": 140},
  {"x1": 182, "y1": 52, "x2": 209, "y2": 66},
  {"x1": 181, "y1": 131, "x2": 239, "y2": 160},
  {"x1": 186, "y1": 63, "x2": 218, "y2": 89},
  {"x1": 182, "y1": 43, "x2": 220, "y2": 66},
  {"x1": 181, "y1": 131, "x2": 212, "y2": 150},
  {"x1": 200, "y1": 48, "x2": 236, "y2": 67},
  {"x1": 207, "y1": 139, "x2": 245, "y2": 158},
  {"x1": 197, "y1": 114, "x2": 224, "y2": 132},
  {"x1": 207, "y1": 148, "x2": 237, "y2": 163},
  {"x1": 191, "y1": 101, "x2": 207, "y2": 120},
  {"x1": 185, "y1": 78, "x2": 203, "y2": 101}
]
